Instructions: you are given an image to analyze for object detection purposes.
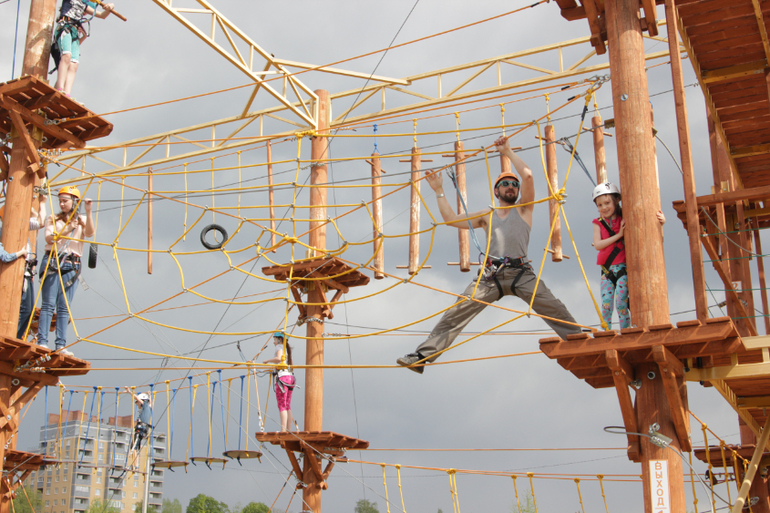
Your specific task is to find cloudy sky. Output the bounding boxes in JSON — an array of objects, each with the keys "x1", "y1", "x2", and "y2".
[{"x1": 1, "y1": 0, "x2": 752, "y2": 512}]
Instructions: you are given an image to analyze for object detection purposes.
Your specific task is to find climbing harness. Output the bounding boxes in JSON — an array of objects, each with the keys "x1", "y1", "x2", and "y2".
[
  {"x1": 598, "y1": 218, "x2": 626, "y2": 288},
  {"x1": 482, "y1": 255, "x2": 532, "y2": 301}
]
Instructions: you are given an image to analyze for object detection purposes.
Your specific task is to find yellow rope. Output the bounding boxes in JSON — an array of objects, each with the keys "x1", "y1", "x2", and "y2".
[
  {"x1": 527, "y1": 472, "x2": 538, "y2": 513},
  {"x1": 448, "y1": 469, "x2": 460, "y2": 513},
  {"x1": 511, "y1": 475, "x2": 521, "y2": 513},
  {"x1": 719, "y1": 440, "x2": 732, "y2": 505},
  {"x1": 701, "y1": 423, "x2": 716, "y2": 511},
  {"x1": 93, "y1": 386, "x2": 102, "y2": 474},
  {"x1": 381, "y1": 464, "x2": 391, "y2": 513},
  {"x1": 687, "y1": 453, "x2": 699, "y2": 513},
  {"x1": 395, "y1": 464, "x2": 407, "y2": 513},
  {"x1": 574, "y1": 478, "x2": 585, "y2": 513},
  {"x1": 597, "y1": 474, "x2": 609, "y2": 513}
]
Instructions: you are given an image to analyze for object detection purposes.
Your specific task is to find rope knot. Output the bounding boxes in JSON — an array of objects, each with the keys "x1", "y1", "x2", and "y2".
[{"x1": 294, "y1": 130, "x2": 317, "y2": 139}]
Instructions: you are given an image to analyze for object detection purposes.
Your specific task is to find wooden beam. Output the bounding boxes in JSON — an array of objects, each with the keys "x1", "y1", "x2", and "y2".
[
  {"x1": 751, "y1": 0, "x2": 770, "y2": 68},
  {"x1": 0, "y1": 94, "x2": 85, "y2": 149},
  {"x1": 712, "y1": 380, "x2": 770, "y2": 453},
  {"x1": 687, "y1": 362, "x2": 770, "y2": 381},
  {"x1": 652, "y1": 345, "x2": 691, "y2": 452},
  {"x1": 284, "y1": 449, "x2": 304, "y2": 483},
  {"x1": 582, "y1": 0, "x2": 607, "y2": 54},
  {"x1": 700, "y1": 237, "x2": 759, "y2": 336},
  {"x1": 731, "y1": 144, "x2": 770, "y2": 159},
  {"x1": 701, "y1": 60, "x2": 768, "y2": 84},
  {"x1": 606, "y1": 349, "x2": 640, "y2": 461}
]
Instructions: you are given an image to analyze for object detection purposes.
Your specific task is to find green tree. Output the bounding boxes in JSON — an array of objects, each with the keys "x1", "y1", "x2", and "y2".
[
  {"x1": 510, "y1": 491, "x2": 536, "y2": 513},
  {"x1": 241, "y1": 503, "x2": 269, "y2": 513},
  {"x1": 186, "y1": 495, "x2": 229, "y2": 513},
  {"x1": 163, "y1": 498, "x2": 183, "y2": 513},
  {"x1": 134, "y1": 500, "x2": 144, "y2": 513},
  {"x1": 354, "y1": 499, "x2": 378, "y2": 513},
  {"x1": 87, "y1": 499, "x2": 121, "y2": 513},
  {"x1": 12, "y1": 485, "x2": 41, "y2": 513}
]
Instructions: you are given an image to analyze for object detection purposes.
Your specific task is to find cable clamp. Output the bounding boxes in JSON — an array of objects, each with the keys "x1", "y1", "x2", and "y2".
[{"x1": 294, "y1": 130, "x2": 316, "y2": 139}]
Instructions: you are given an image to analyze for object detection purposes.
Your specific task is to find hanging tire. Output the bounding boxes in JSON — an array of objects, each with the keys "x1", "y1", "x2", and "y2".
[
  {"x1": 200, "y1": 224, "x2": 228, "y2": 250},
  {"x1": 88, "y1": 244, "x2": 98, "y2": 269}
]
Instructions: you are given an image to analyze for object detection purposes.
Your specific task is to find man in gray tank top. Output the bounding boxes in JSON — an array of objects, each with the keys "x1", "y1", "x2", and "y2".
[{"x1": 397, "y1": 136, "x2": 581, "y2": 374}]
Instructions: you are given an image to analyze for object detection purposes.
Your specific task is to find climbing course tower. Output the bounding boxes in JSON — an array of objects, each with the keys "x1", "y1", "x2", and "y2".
[
  {"x1": 0, "y1": 0, "x2": 111, "y2": 509},
  {"x1": 257, "y1": 91, "x2": 369, "y2": 513},
  {"x1": 546, "y1": 1, "x2": 770, "y2": 512}
]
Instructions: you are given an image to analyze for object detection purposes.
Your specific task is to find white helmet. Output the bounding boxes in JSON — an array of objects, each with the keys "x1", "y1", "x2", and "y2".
[
  {"x1": 592, "y1": 182, "x2": 620, "y2": 202},
  {"x1": 137, "y1": 393, "x2": 150, "y2": 402}
]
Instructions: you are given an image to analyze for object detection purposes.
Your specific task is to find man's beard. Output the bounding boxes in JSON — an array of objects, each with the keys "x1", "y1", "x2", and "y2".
[{"x1": 498, "y1": 190, "x2": 518, "y2": 204}]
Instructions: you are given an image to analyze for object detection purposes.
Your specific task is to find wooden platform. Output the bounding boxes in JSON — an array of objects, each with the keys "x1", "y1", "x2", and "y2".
[
  {"x1": 694, "y1": 444, "x2": 767, "y2": 469},
  {"x1": 262, "y1": 257, "x2": 369, "y2": 320},
  {"x1": 4, "y1": 449, "x2": 56, "y2": 472},
  {"x1": 255, "y1": 431, "x2": 369, "y2": 456},
  {"x1": 255, "y1": 431, "x2": 368, "y2": 490},
  {"x1": 539, "y1": 317, "x2": 741, "y2": 389},
  {"x1": 0, "y1": 75, "x2": 113, "y2": 150},
  {"x1": 0, "y1": 334, "x2": 89, "y2": 387}
]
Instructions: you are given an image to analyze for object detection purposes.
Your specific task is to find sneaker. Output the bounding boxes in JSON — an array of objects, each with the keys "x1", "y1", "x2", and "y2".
[
  {"x1": 396, "y1": 353, "x2": 425, "y2": 374},
  {"x1": 37, "y1": 342, "x2": 49, "y2": 349},
  {"x1": 58, "y1": 349, "x2": 74, "y2": 357}
]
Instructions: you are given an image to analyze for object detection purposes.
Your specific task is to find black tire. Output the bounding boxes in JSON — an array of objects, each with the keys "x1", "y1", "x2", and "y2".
[
  {"x1": 200, "y1": 224, "x2": 228, "y2": 250},
  {"x1": 88, "y1": 244, "x2": 98, "y2": 269}
]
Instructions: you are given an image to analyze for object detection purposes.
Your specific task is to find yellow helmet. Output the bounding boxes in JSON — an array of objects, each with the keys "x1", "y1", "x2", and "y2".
[{"x1": 58, "y1": 186, "x2": 81, "y2": 200}]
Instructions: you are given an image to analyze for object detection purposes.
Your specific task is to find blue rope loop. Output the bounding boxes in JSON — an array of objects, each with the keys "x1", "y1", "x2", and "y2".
[
  {"x1": 188, "y1": 376, "x2": 195, "y2": 464},
  {"x1": 237, "y1": 375, "x2": 245, "y2": 451},
  {"x1": 111, "y1": 388, "x2": 119, "y2": 469},
  {"x1": 217, "y1": 370, "x2": 226, "y2": 451},
  {"x1": 373, "y1": 124, "x2": 379, "y2": 153},
  {"x1": 170, "y1": 388, "x2": 178, "y2": 461}
]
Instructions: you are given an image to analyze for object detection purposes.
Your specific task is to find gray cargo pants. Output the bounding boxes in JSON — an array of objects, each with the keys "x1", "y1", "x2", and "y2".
[{"x1": 416, "y1": 266, "x2": 581, "y2": 362}]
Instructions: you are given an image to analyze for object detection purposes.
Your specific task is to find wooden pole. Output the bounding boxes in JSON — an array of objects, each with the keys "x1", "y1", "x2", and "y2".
[
  {"x1": 453, "y1": 142, "x2": 470, "y2": 272},
  {"x1": 20, "y1": 0, "x2": 58, "y2": 79},
  {"x1": 753, "y1": 223, "x2": 770, "y2": 335},
  {"x1": 545, "y1": 125, "x2": 562, "y2": 262},
  {"x1": 733, "y1": 415, "x2": 770, "y2": 513},
  {"x1": 606, "y1": 0, "x2": 669, "y2": 329},
  {"x1": 303, "y1": 89, "x2": 330, "y2": 513},
  {"x1": 267, "y1": 141, "x2": 276, "y2": 252},
  {"x1": 408, "y1": 146, "x2": 421, "y2": 275},
  {"x1": 736, "y1": 202, "x2": 757, "y2": 332},
  {"x1": 592, "y1": 112, "x2": 608, "y2": 184},
  {"x1": 148, "y1": 168, "x2": 153, "y2": 274},
  {"x1": 605, "y1": 1, "x2": 680, "y2": 511},
  {"x1": 371, "y1": 152, "x2": 384, "y2": 279},
  {"x1": 665, "y1": 0, "x2": 708, "y2": 323}
]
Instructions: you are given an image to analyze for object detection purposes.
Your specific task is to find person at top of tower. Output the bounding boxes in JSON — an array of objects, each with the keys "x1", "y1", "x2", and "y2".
[
  {"x1": 592, "y1": 182, "x2": 665, "y2": 330},
  {"x1": 396, "y1": 136, "x2": 582, "y2": 374},
  {"x1": 37, "y1": 186, "x2": 94, "y2": 356},
  {"x1": 51, "y1": 0, "x2": 114, "y2": 96},
  {"x1": 263, "y1": 332, "x2": 297, "y2": 432}
]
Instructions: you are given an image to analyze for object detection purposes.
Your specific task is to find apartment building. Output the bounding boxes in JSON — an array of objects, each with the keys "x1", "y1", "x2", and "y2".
[{"x1": 25, "y1": 411, "x2": 166, "y2": 513}]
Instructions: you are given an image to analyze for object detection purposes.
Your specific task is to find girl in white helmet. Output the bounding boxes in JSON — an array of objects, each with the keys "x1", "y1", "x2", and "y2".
[{"x1": 592, "y1": 182, "x2": 665, "y2": 330}]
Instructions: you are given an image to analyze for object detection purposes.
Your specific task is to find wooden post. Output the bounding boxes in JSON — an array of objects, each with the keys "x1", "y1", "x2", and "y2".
[
  {"x1": 371, "y1": 152, "x2": 384, "y2": 279},
  {"x1": 303, "y1": 89, "x2": 330, "y2": 513},
  {"x1": 545, "y1": 125, "x2": 562, "y2": 262},
  {"x1": 267, "y1": 141, "x2": 276, "y2": 251},
  {"x1": 753, "y1": 223, "x2": 770, "y2": 335},
  {"x1": 736, "y1": 202, "x2": 756, "y2": 331},
  {"x1": 605, "y1": 0, "x2": 680, "y2": 511},
  {"x1": 665, "y1": 0, "x2": 708, "y2": 323},
  {"x1": 21, "y1": 0, "x2": 58, "y2": 79},
  {"x1": 733, "y1": 416, "x2": 770, "y2": 513},
  {"x1": 592, "y1": 112, "x2": 607, "y2": 184},
  {"x1": 148, "y1": 168, "x2": 153, "y2": 274},
  {"x1": 408, "y1": 146, "x2": 421, "y2": 275},
  {"x1": 453, "y1": 142, "x2": 470, "y2": 272}
]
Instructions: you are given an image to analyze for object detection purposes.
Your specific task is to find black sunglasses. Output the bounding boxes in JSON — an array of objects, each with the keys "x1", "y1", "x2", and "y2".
[{"x1": 497, "y1": 179, "x2": 519, "y2": 188}]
